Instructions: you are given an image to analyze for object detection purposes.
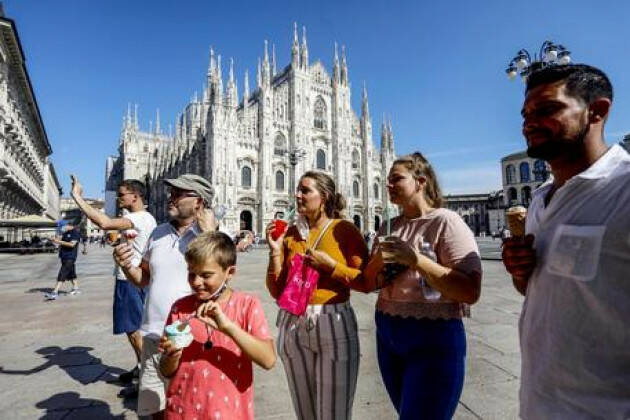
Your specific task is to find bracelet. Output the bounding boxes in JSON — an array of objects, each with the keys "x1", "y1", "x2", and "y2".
[{"x1": 269, "y1": 252, "x2": 281, "y2": 257}]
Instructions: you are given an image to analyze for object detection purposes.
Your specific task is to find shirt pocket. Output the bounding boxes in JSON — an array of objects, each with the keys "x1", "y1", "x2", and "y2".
[{"x1": 545, "y1": 224, "x2": 606, "y2": 282}]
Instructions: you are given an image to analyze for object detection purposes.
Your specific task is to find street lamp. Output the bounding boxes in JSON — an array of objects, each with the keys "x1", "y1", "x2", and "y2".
[
  {"x1": 506, "y1": 41, "x2": 571, "y2": 81},
  {"x1": 286, "y1": 147, "x2": 306, "y2": 197}
]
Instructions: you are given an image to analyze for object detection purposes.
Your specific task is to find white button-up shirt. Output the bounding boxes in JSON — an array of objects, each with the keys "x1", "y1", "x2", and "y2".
[{"x1": 520, "y1": 144, "x2": 630, "y2": 419}]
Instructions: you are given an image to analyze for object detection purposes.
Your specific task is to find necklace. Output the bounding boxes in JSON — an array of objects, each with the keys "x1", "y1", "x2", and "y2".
[{"x1": 203, "y1": 288, "x2": 233, "y2": 351}]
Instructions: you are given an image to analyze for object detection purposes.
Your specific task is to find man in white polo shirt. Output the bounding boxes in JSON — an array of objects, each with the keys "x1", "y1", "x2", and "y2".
[
  {"x1": 503, "y1": 64, "x2": 630, "y2": 419},
  {"x1": 114, "y1": 174, "x2": 217, "y2": 419}
]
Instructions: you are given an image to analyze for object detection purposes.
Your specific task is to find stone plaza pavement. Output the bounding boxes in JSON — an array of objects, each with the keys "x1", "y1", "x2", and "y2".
[{"x1": 0, "y1": 238, "x2": 522, "y2": 419}]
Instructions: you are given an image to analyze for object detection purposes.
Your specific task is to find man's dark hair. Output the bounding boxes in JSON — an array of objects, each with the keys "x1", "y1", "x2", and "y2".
[
  {"x1": 526, "y1": 64, "x2": 613, "y2": 105},
  {"x1": 119, "y1": 179, "x2": 146, "y2": 201}
]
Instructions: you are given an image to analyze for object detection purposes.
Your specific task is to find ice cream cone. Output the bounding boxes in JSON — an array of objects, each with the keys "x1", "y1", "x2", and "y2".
[{"x1": 506, "y1": 206, "x2": 527, "y2": 237}]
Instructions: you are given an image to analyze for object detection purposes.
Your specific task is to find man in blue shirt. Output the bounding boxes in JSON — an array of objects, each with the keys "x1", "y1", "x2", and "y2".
[{"x1": 45, "y1": 222, "x2": 82, "y2": 300}]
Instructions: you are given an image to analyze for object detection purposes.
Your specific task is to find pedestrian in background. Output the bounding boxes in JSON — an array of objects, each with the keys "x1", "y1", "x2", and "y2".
[
  {"x1": 46, "y1": 221, "x2": 82, "y2": 300},
  {"x1": 363, "y1": 152, "x2": 482, "y2": 420}
]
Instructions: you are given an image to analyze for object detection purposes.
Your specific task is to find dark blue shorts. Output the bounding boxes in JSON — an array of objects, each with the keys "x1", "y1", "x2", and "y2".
[
  {"x1": 57, "y1": 259, "x2": 77, "y2": 282},
  {"x1": 113, "y1": 280, "x2": 146, "y2": 335}
]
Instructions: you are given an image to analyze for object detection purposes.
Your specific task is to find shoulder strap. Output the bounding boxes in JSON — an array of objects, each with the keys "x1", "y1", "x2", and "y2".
[{"x1": 311, "y1": 219, "x2": 334, "y2": 250}]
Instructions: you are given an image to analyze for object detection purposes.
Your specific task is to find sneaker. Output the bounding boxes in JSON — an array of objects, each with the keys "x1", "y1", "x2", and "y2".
[
  {"x1": 69, "y1": 288, "x2": 81, "y2": 296},
  {"x1": 44, "y1": 292, "x2": 58, "y2": 300},
  {"x1": 118, "y1": 366, "x2": 139, "y2": 384}
]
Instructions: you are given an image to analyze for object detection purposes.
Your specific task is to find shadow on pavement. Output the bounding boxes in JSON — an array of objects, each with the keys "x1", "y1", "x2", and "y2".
[
  {"x1": 0, "y1": 346, "x2": 125, "y2": 385},
  {"x1": 25, "y1": 287, "x2": 54, "y2": 294},
  {"x1": 36, "y1": 391, "x2": 125, "y2": 420}
]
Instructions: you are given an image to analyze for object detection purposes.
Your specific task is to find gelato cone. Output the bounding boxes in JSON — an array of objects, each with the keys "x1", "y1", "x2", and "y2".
[
  {"x1": 164, "y1": 320, "x2": 194, "y2": 349},
  {"x1": 506, "y1": 206, "x2": 527, "y2": 237}
]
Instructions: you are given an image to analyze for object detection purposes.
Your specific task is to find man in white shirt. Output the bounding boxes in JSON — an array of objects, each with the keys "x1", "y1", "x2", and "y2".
[
  {"x1": 113, "y1": 174, "x2": 217, "y2": 420},
  {"x1": 503, "y1": 64, "x2": 630, "y2": 419},
  {"x1": 71, "y1": 176, "x2": 157, "y2": 389}
]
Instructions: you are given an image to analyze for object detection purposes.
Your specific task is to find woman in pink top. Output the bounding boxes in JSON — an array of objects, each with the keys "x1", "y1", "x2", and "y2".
[
  {"x1": 159, "y1": 232, "x2": 276, "y2": 420},
  {"x1": 364, "y1": 152, "x2": 482, "y2": 420}
]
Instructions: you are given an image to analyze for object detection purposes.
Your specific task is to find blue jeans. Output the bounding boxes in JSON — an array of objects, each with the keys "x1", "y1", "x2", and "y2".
[{"x1": 375, "y1": 311, "x2": 466, "y2": 420}]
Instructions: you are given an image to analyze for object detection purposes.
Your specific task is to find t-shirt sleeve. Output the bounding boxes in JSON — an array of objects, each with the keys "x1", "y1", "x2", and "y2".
[
  {"x1": 437, "y1": 212, "x2": 482, "y2": 277},
  {"x1": 123, "y1": 212, "x2": 139, "y2": 229},
  {"x1": 244, "y1": 295, "x2": 272, "y2": 341}
]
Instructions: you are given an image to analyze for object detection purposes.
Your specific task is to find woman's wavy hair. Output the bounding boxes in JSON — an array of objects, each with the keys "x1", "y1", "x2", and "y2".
[
  {"x1": 392, "y1": 152, "x2": 444, "y2": 208},
  {"x1": 300, "y1": 171, "x2": 346, "y2": 218}
]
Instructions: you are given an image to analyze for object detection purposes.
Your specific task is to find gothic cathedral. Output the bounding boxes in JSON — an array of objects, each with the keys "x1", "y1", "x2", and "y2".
[{"x1": 106, "y1": 24, "x2": 396, "y2": 234}]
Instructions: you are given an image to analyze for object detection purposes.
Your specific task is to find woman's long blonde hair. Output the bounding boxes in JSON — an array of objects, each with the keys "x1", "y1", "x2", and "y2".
[{"x1": 392, "y1": 152, "x2": 444, "y2": 208}]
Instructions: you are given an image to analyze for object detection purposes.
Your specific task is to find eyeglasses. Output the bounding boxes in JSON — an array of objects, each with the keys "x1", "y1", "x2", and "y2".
[
  {"x1": 167, "y1": 190, "x2": 200, "y2": 202},
  {"x1": 117, "y1": 192, "x2": 135, "y2": 198}
]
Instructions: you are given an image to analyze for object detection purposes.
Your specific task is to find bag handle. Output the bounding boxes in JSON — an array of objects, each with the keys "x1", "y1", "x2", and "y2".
[{"x1": 309, "y1": 219, "x2": 333, "y2": 251}]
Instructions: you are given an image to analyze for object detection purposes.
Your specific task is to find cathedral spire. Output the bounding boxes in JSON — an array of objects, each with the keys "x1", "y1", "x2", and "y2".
[
  {"x1": 263, "y1": 40, "x2": 269, "y2": 65},
  {"x1": 125, "y1": 103, "x2": 132, "y2": 129},
  {"x1": 381, "y1": 114, "x2": 389, "y2": 150},
  {"x1": 229, "y1": 57, "x2": 234, "y2": 83},
  {"x1": 341, "y1": 45, "x2": 348, "y2": 85},
  {"x1": 272, "y1": 43, "x2": 277, "y2": 76},
  {"x1": 388, "y1": 116, "x2": 395, "y2": 152},
  {"x1": 300, "y1": 26, "x2": 309, "y2": 69},
  {"x1": 217, "y1": 55, "x2": 222, "y2": 81},
  {"x1": 155, "y1": 108, "x2": 160, "y2": 134},
  {"x1": 361, "y1": 82, "x2": 370, "y2": 120},
  {"x1": 208, "y1": 46, "x2": 215, "y2": 77},
  {"x1": 257, "y1": 58, "x2": 262, "y2": 88},
  {"x1": 333, "y1": 42, "x2": 340, "y2": 84},
  {"x1": 134, "y1": 104, "x2": 139, "y2": 130},
  {"x1": 243, "y1": 69, "x2": 249, "y2": 105},
  {"x1": 291, "y1": 22, "x2": 300, "y2": 69}
]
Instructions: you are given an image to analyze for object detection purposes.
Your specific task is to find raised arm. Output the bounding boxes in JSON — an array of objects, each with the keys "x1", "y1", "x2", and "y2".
[{"x1": 71, "y1": 175, "x2": 132, "y2": 230}]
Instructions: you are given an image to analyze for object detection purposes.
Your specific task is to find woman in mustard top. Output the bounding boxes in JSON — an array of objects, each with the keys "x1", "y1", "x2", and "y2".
[{"x1": 266, "y1": 170, "x2": 369, "y2": 420}]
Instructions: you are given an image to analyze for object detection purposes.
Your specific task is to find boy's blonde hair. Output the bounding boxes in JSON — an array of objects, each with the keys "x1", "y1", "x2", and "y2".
[{"x1": 185, "y1": 231, "x2": 237, "y2": 270}]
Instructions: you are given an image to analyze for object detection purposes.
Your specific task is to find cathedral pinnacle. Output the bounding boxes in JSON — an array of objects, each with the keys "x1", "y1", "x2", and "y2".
[
  {"x1": 341, "y1": 45, "x2": 348, "y2": 85},
  {"x1": 155, "y1": 108, "x2": 160, "y2": 134},
  {"x1": 257, "y1": 58, "x2": 262, "y2": 88},
  {"x1": 272, "y1": 44, "x2": 277, "y2": 76},
  {"x1": 300, "y1": 26, "x2": 309, "y2": 69},
  {"x1": 362, "y1": 82, "x2": 370, "y2": 120},
  {"x1": 229, "y1": 57, "x2": 234, "y2": 83},
  {"x1": 208, "y1": 46, "x2": 216, "y2": 76},
  {"x1": 263, "y1": 40, "x2": 269, "y2": 64},
  {"x1": 243, "y1": 70, "x2": 249, "y2": 99},
  {"x1": 291, "y1": 22, "x2": 300, "y2": 69},
  {"x1": 134, "y1": 104, "x2": 139, "y2": 130}
]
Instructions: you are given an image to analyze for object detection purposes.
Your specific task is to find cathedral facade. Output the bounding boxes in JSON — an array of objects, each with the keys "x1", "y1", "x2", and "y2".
[{"x1": 106, "y1": 25, "x2": 396, "y2": 234}]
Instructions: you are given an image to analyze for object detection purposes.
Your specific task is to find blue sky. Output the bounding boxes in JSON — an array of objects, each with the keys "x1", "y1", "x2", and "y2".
[{"x1": 5, "y1": 0, "x2": 630, "y2": 198}]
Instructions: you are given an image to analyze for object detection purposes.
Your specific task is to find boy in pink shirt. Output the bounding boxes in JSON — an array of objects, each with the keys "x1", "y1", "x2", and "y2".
[{"x1": 159, "y1": 231, "x2": 276, "y2": 420}]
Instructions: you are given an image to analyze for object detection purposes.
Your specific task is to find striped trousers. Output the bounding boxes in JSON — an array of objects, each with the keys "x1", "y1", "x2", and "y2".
[{"x1": 276, "y1": 302, "x2": 360, "y2": 420}]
